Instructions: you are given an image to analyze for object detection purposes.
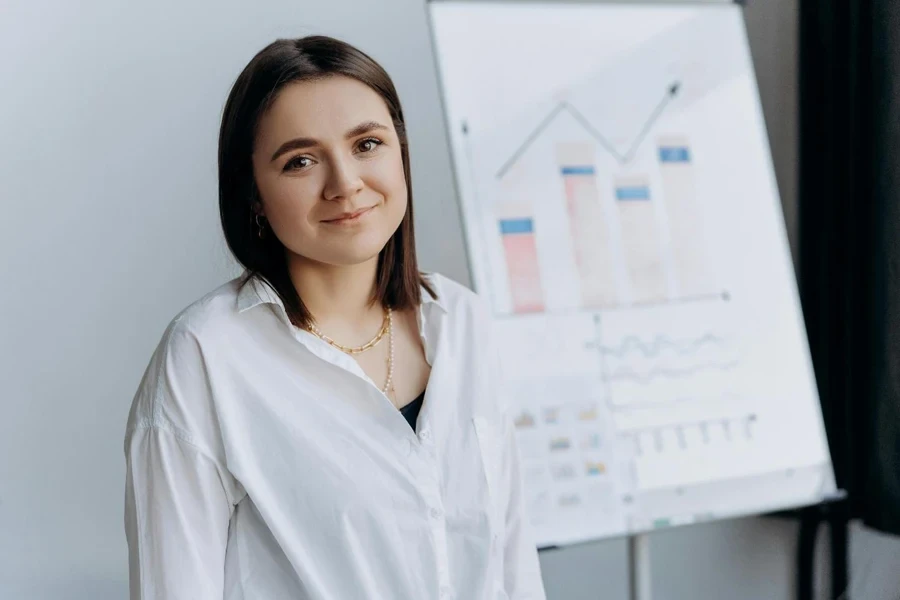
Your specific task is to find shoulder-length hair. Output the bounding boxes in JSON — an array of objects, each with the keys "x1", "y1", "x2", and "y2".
[{"x1": 218, "y1": 35, "x2": 434, "y2": 328}]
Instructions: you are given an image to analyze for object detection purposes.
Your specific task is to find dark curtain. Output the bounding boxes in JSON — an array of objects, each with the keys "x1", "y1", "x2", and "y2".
[{"x1": 798, "y1": 0, "x2": 900, "y2": 535}]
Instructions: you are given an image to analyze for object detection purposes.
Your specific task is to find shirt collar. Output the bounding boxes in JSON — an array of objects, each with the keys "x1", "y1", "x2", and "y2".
[
  {"x1": 420, "y1": 272, "x2": 448, "y2": 314},
  {"x1": 236, "y1": 273, "x2": 285, "y2": 314},
  {"x1": 235, "y1": 271, "x2": 448, "y2": 315}
]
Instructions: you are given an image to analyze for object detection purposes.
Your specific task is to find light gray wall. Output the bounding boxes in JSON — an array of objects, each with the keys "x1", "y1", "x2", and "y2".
[
  {"x1": 0, "y1": 2, "x2": 465, "y2": 595},
  {"x1": 2, "y1": 1, "x2": 898, "y2": 599}
]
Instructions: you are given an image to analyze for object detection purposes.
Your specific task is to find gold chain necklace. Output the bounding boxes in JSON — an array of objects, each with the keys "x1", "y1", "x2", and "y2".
[
  {"x1": 307, "y1": 308, "x2": 395, "y2": 397},
  {"x1": 306, "y1": 307, "x2": 390, "y2": 355}
]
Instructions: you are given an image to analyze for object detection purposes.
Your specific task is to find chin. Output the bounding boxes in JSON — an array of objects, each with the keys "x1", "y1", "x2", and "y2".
[
  {"x1": 328, "y1": 249, "x2": 383, "y2": 267},
  {"x1": 318, "y1": 238, "x2": 389, "y2": 267},
  {"x1": 289, "y1": 225, "x2": 399, "y2": 268}
]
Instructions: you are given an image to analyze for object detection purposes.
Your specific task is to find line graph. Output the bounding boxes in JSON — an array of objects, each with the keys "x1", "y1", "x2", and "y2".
[
  {"x1": 589, "y1": 316, "x2": 740, "y2": 386},
  {"x1": 496, "y1": 81, "x2": 681, "y2": 178},
  {"x1": 594, "y1": 333, "x2": 727, "y2": 359},
  {"x1": 604, "y1": 360, "x2": 740, "y2": 384},
  {"x1": 590, "y1": 316, "x2": 744, "y2": 424}
]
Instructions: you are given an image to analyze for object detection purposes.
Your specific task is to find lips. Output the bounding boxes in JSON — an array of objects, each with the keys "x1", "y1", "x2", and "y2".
[{"x1": 322, "y1": 206, "x2": 374, "y2": 224}]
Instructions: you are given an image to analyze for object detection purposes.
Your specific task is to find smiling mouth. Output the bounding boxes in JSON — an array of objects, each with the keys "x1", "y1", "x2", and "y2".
[{"x1": 322, "y1": 206, "x2": 375, "y2": 224}]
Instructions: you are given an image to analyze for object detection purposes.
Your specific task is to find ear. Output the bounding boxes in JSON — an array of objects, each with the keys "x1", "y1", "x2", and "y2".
[{"x1": 252, "y1": 201, "x2": 265, "y2": 217}]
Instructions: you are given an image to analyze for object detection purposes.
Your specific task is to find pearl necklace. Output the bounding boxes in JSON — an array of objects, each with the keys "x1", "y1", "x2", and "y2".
[{"x1": 382, "y1": 308, "x2": 395, "y2": 396}]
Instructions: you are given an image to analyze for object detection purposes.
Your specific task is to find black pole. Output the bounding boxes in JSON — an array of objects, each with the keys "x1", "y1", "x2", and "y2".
[
  {"x1": 796, "y1": 508, "x2": 819, "y2": 600},
  {"x1": 828, "y1": 503, "x2": 849, "y2": 599},
  {"x1": 797, "y1": 0, "x2": 861, "y2": 594}
]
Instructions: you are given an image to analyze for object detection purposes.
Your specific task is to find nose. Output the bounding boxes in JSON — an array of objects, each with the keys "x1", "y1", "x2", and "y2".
[{"x1": 323, "y1": 153, "x2": 364, "y2": 201}]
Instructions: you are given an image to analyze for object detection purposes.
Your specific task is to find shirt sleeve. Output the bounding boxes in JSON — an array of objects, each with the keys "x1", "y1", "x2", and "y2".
[
  {"x1": 500, "y1": 407, "x2": 548, "y2": 600},
  {"x1": 468, "y1": 285, "x2": 547, "y2": 598},
  {"x1": 124, "y1": 424, "x2": 234, "y2": 599}
]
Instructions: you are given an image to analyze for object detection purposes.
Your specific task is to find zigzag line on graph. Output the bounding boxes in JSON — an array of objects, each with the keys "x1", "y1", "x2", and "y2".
[
  {"x1": 495, "y1": 81, "x2": 681, "y2": 178},
  {"x1": 604, "y1": 360, "x2": 740, "y2": 384},
  {"x1": 599, "y1": 333, "x2": 726, "y2": 358}
]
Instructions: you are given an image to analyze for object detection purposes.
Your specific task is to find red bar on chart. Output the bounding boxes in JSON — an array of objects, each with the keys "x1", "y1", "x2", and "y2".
[
  {"x1": 496, "y1": 202, "x2": 545, "y2": 313},
  {"x1": 556, "y1": 142, "x2": 618, "y2": 308}
]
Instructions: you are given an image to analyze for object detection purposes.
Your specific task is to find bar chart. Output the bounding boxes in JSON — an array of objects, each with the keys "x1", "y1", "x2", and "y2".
[{"x1": 477, "y1": 94, "x2": 718, "y2": 315}]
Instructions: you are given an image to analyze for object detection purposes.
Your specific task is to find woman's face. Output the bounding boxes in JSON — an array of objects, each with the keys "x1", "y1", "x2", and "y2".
[{"x1": 251, "y1": 76, "x2": 408, "y2": 268}]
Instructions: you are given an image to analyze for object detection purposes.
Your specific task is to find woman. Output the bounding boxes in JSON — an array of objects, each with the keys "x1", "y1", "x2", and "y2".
[{"x1": 123, "y1": 35, "x2": 546, "y2": 600}]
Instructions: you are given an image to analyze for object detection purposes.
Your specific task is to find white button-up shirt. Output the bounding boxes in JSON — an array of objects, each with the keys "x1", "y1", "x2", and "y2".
[{"x1": 124, "y1": 272, "x2": 546, "y2": 600}]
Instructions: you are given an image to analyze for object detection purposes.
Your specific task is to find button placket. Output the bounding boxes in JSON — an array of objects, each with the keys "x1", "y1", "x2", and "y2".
[
  {"x1": 407, "y1": 436, "x2": 439, "y2": 485},
  {"x1": 401, "y1": 426, "x2": 450, "y2": 595},
  {"x1": 415, "y1": 462, "x2": 450, "y2": 594},
  {"x1": 398, "y1": 438, "x2": 413, "y2": 457}
]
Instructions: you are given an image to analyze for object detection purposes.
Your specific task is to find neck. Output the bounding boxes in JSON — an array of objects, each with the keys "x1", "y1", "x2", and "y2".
[{"x1": 287, "y1": 254, "x2": 382, "y2": 332}]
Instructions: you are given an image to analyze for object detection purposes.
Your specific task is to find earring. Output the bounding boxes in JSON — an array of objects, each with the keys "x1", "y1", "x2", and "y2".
[{"x1": 255, "y1": 214, "x2": 267, "y2": 239}]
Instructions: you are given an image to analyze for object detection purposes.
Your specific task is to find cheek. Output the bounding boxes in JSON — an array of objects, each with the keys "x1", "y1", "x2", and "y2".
[
  {"x1": 382, "y1": 159, "x2": 408, "y2": 215},
  {"x1": 258, "y1": 178, "x2": 318, "y2": 230}
]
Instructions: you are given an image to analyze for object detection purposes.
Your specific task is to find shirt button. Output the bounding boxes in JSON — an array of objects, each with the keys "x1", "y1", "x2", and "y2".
[
  {"x1": 429, "y1": 507, "x2": 443, "y2": 520},
  {"x1": 419, "y1": 428, "x2": 432, "y2": 442},
  {"x1": 439, "y1": 585, "x2": 453, "y2": 598}
]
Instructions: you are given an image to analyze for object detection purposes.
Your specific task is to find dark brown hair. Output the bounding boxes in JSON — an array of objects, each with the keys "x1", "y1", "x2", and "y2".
[{"x1": 218, "y1": 35, "x2": 434, "y2": 328}]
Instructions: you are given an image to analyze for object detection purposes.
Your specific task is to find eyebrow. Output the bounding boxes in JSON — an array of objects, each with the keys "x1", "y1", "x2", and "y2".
[{"x1": 269, "y1": 120, "x2": 390, "y2": 162}]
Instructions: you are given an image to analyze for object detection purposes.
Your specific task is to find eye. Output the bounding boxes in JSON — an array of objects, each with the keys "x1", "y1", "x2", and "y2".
[
  {"x1": 357, "y1": 137, "x2": 384, "y2": 153},
  {"x1": 283, "y1": 155, "x2": 312, "y2": 172}
]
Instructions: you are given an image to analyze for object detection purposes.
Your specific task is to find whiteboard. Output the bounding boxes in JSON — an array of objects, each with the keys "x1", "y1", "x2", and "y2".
[{"x1": 427, "y1": 1, "x2": 837, "y2": 548}]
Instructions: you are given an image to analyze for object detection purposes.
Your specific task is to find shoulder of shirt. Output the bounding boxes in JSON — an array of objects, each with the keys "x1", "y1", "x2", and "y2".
[
  {"x1": 166, "y1": 276, "x2": 246, "y2": 337},
  {"x1": 145, "y1": 275, "x2": 248, "y2": 378},
  {"x1": 422, "y1": 272, "x2": 491, "y2": 323},
  {"x1": 125, "y1": 278, "x2": 244, "y2": 438}
]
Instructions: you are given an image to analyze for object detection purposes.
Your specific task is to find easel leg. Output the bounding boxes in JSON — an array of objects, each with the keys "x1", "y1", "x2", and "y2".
[
  {"x1": 628, "y1": 534, "x2": 652, "y2": 600},
  {"x1": 797, "y1": 498, "x2": 849, "y2": 600},
  {"x1": 828, "y1": 504, "x2": 848, "y2": 599},
  {"x1": 797, "y1": 508, "x2": 820, "y2": 600}
]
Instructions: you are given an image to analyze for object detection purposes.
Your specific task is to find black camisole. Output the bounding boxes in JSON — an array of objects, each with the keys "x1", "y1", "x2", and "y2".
[{"x1": 398, "y1": 389, "x2": 425, "y2": 432}]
